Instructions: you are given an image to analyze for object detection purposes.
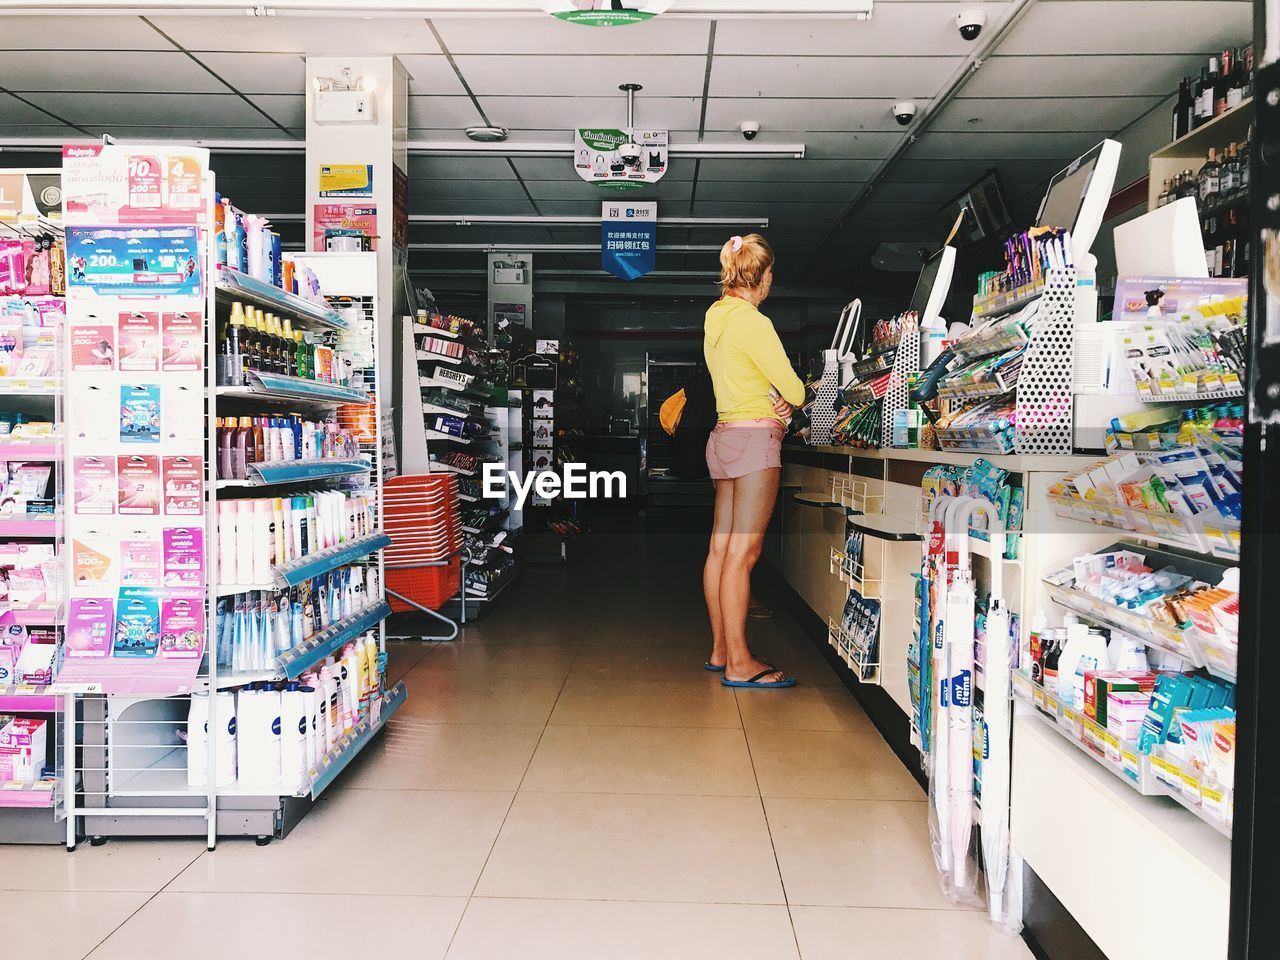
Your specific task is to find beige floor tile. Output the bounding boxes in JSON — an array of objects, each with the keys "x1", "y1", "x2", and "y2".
[
  {"x1": 169, "y1": 789, "x2": 513, "y2": 897},
  {"x1": 89, "y1": 892, "x2": 468, "y2": 960},
  {"x1": 384, "y1": 639, "x2": 436, "y2": 680},
  {"x1": 448, "y1": 898, "x2": 800, "y2": 960},
  {"x1": 791, "y1": 906, "x2": 1031, "y2": 960},
  {"x1": 398, "y1": 674, "x2": 565, "y2": 725},
  {"x1": 522, "y1": 724, "x2": 757, "y2": 797},
  {"x1": 0, "y1": 839, "x2": 205, "y2": 893},
  {"x1": 343, "y1": 719, "x2": 545, "y2": 791},
  {"x1": 476, "y1": 792, "x2": 785, "y2": 904},
  {"x1": 748, "y1": 729, "x2": 922, "y2": 801},
  {"x1": 0, "y1": 891, "x2": 150, "y2": 958},
  {"x1": 736, "y1": 684, "x2": 876, "y2": 734},
  {"x1": 416, "y1": 641, "x2": 580, "y2": 680},
  {"x1": 765, "y1": 797, "x2": 964, "y2": 910},
  {"x1": 568, "y1": 644, "x2": 731, "y2": 685},
  {"x1": 550, "y1": 677, "x2": 743, "y2": 728}
]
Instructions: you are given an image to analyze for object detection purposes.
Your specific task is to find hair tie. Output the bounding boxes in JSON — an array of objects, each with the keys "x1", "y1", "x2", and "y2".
[{"x1": 730, "y1": 236, "x2": 744, "y2": 252}]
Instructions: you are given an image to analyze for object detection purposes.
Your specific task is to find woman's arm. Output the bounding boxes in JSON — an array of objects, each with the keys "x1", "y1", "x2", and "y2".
[{"x1": 746, "y1": 312, "x2": 806, "y2": 406}]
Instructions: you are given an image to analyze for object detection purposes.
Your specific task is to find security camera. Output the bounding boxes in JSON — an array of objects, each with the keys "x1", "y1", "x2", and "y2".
[
  {"x1": 619, "y1": 140, "x2": 642, "y2": 165},
  {"x1": 892, "y1": 101, "x2": 917, "y2": 126},
  {"x1": 740, "y1": 120, "x2": 761, "y2": 141},
  {"x1": 957, "y1": 9, "x2": 986, "y2": 41}
]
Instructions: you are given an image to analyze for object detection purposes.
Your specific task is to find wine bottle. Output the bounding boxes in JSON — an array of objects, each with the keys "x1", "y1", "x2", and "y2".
[
  {"x1": 1174, "y1": 77, "x2": 1194, "y2": 140},
  {"x1": 1214, "y1": 51, "x2": 1229, "y2": 116},
  {"x1": 1205, "y1": 56, "x2": 1221, "y2": 120},
  {"x1": 1192, "y1": 67, "x2": 1208, "y2": 128},
  {"x1": 1227, "y1": 46, "x2": 1246, "y2": 109},
  {"x1": 1199, "y1": 148, "x2": 1221, "y2": 208}
]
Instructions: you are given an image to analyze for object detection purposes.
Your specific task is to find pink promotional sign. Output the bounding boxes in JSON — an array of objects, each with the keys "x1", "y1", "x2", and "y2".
[{"x1": 61, "y1": 144, "x2": 210, "y2": 227}]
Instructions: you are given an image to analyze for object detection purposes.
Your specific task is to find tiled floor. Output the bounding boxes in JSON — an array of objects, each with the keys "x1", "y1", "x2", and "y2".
[{"x1": 7, "y1": 530, "x2": 1032, "y2": 959}]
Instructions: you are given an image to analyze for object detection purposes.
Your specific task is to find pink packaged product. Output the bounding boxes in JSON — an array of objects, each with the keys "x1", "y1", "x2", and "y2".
[
  {"x1": 1106, "y1": 691, "x2": 1153, "y2": 743},
  {"x1": 66, "y1": 597, "x2": 114, "y2": 658},
  {"x1": 15, "y1": 630, "x2": 55, "y2": 684},
  {"x1": 0, "y1": 717, "x2": 47, "y2": 784}
]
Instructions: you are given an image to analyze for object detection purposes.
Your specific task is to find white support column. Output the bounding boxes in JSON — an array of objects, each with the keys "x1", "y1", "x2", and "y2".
[{"x1": 304, "y1": 56, "x2": 410, "y2": 378}]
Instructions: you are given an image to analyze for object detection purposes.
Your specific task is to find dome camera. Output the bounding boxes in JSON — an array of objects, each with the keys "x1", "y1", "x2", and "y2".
[
  {"x1": 957, "y1": 9, "x2": 986, "y2": 41},
  {"x1": 892, "y1": 101, "x2": 917, "y2": 126},
  {"x1": 619, "y1": 140, "x2": 642, "y2": 165},
  {"x1": 740, "y1": 120, "x2": 761, "y2": 141}
]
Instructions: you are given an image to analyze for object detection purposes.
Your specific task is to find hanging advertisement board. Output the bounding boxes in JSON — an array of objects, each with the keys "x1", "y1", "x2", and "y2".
[
  {"x1": 601, "y1": 200, "x2": 657, "y2": 281},
  {"x1": 62, "y1": 143, "x2": 208, "y2": 227},
  {"x1": 574, "y1": 128, "x2": 668, "y2": 190},
  {"x1": 544, "y1": 1, "x2": 672, "y2": 26}
]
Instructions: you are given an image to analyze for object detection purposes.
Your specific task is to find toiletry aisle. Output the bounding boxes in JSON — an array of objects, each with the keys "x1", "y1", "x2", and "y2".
[{"x1": 1, "y1": 530, "x2": 1031, "y2": 960}]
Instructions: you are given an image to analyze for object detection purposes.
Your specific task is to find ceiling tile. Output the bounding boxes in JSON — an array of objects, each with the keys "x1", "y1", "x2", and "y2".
[
  {"x1": 871, "y1": 180, "x2": 985, "y2": 203},
  {"x1": 707, "y1": 56, "x2": 960, "y2": 99},
  {"x1": 0, "y1": 125, "x2": 79, "y2": 139},
  {"x1": 964, "y1": 53, "x2": 1210, "y2": 98},
  {"x1": 936, "y1": 95, "x2": 1165, "y2": 132},
  {"x1": 695, "y1": 180, "x2": 863, "y2": 203},
  {"x1": 410, "y1": 180, "x2": 531, "y2": 202},
  {"x1": 408, "y1": 96, "x2": 486, "y2": 129},
  {"x1": 412, "y1": 198, "x2": 539, "y2": 216},
  {"x1": 79, "y1": 126, "x2": 299, "y2": 142},
  {"x1": 0, "y1": 51, "x2": 229, "y2": 94},
  {"x1": 692, "y1": 201, "x2": 849, "y2": 220},
  {"x1": 433, "y1": 16, "x2": 710, "y2": 55},
  {"x1": 890, "y1": 156, "x2": 1068, "y2": 183},
  {"x1": 407, "y1": 156, "x2": 518, "y2": 180},
  {"x1": 907, "y1": 130, "x2": 1102, "y2": 160},
  {"x1": 999, "y1": 1, "x2": 1251, "y2": 55},
  {"x1": 194, "y1": 53, "x2": 305, "y2": 96},
  {"x1": 150, "y1": 16, "x2": 440, "y2": 54},
  {"x1": 696, "y1": 158, "x2": 876, "y2": 182},
  {"x1": 396, "y1": 55, "x2": 470, "y2": 96},
  {"x1": 0, "y1": 93, "x2": 64, "y2": 125},
  {"x1": 415, "y1": 226, "x2": 556, "y2": 245},
  {"x1": 549, "y1": 228, "x2": 605, "y2": 243},
  {"x1": 477, "y1": 96, "x2": 703, "y2": 131},
  {"x1": 703, "y1": 98, "x2": 925, "y2": 133},
  {"x1": 23, "y1": 92, "x2": 271, "y2": 127},
  {"x1": 0, "y1": 16, "x2": 169, "y2": 50},
  {"x1": 535, "y1": 200, "x2": 628, "y2": 217},
  {"x1": 714, "y1": 3, "x2": 1011, "y2": 56},
  {"x1": 451, "y1": 55, "x2": 707, "y2": 97},
  {"x1": 855, "y1": 201, "x2": 946, "y2": 221},
  {"x1": 513, "y1": 157, "x2": 697, "y2": 181},
  {"x1": 248, "y1": 95, "x2": 305, "y2": 128},
  {"x1": 527, "y1": 178, "x2": 693, "y2": 202},
  {"x1": 699, "y1": 130, "x2": 900, "y2": 159}
]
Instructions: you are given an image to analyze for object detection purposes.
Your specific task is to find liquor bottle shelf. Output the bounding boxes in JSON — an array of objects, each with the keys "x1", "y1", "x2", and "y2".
[{"x1": 216, "y1": 268, "x2": 351, "y2": 332}]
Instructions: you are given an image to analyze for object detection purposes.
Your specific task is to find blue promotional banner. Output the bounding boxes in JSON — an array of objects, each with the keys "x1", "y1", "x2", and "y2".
[
  {"x1": 66, "y1": 226, "x2": 203, "y2": 298},
  {"x1": 601, "y1": 201, "x2": 657, "y2": 281}
]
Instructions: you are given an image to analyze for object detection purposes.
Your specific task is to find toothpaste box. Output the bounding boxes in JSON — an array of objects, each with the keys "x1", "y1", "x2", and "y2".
[
  {"x1": 1106, "y1": 691, "x2": 1152, "y2": 743},
  {"x1": 0, "y1": 716, "x2": 46, "y2": 783},
  {"x1": 1084, "y1": 671, "x2": 1157, "y2": 726}
]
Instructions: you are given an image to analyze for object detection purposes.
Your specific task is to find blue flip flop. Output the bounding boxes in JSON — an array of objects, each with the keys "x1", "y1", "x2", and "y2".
[
  {"x1": 722, "y1": 669, "x2": 797, "y2": 689},
  {"x1": 704, "y1": 662, "x2": 726, "y2": 673}
]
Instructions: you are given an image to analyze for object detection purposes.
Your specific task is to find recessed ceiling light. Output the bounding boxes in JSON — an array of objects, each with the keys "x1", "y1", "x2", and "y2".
[{"x1": 465, "y1": 126, "x2": 509, "y2": 143}]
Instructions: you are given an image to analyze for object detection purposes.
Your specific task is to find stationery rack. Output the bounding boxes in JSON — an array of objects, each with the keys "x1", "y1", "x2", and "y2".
[{"x1": 936, "y1": 266, "x2": 1076, "y2": 456}]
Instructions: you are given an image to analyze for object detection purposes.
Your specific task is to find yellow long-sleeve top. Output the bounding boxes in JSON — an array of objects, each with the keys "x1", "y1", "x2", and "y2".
[{"x1": 704, "y1": 296, "x2": 806, "y2": 423}]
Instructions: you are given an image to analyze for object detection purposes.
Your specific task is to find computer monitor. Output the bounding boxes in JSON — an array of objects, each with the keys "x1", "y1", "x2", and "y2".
[
  {"x1": 909, "y1": 246, "x2": 957, "y2": 325},
  {"x1": 1113, "y1": 197, "x2": 1209, "y2": 279},
  {"x1": 1035, "y1": 139, "x2": 1122, "y2": 264}
]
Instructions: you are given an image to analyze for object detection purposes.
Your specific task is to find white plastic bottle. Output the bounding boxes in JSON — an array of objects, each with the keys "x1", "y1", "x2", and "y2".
[
  {"x1": 1058, "y1": 623, "x2": 1111, "y2": 714},
  {"x1": 280, "y1": 682, "x2": 309, "y2": 791}
]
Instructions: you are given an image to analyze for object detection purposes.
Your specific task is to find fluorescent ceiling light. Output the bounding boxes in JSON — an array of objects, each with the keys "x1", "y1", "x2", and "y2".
[{"x1": 0, "y1": 1, "x2": 872, "y2": 18}]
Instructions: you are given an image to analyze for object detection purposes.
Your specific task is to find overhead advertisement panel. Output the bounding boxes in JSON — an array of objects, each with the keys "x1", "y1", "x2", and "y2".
[
  {"x1": 574, "y1": 129, "x2": 668, "y2": 191},
  {"x1": 543, "y1": 1, "x2": 672, "y2": 26}
]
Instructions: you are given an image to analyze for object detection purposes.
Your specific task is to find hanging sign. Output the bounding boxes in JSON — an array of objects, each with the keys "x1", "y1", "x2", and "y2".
[
  {"x1": 65, "y1": 226, "x2": 203, "y2": 298},
  {"x1": 601, "y1": 200, "x2": 657, "y2": 281},
  {"x1": 544, "y1": 1, "x2": 672, "y2": 26},
  {"x1": 62, "y1": 144, "x2": 209, "y2": 227},
  {"x1": 574, "y1": 128, "x2": 668, "y2": 190}
]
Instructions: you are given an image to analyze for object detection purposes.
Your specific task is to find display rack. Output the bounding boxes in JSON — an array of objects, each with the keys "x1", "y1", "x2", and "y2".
[
  {"x1": 56, "y1": 149, "x2": 398, "y2": 848},
  {"x1": 939, "y1": 267, "x2": 1076, "y2": 457},
  {"x1": 0, "y1": 167, "x2": 67, "y2": 844}
]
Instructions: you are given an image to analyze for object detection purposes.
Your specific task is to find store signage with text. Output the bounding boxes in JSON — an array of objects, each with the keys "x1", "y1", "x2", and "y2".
[{"x1": 601, "y1": 200, "x2": 657, "y2": 281}]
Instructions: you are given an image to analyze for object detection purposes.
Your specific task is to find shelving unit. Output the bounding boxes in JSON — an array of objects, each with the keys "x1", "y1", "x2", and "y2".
[{"x1": 1148, "y1": 98, "x2": 1254, "y2": 211}]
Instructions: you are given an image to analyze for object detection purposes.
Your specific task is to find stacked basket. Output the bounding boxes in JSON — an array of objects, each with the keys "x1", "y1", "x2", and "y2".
[{"x1": 383, "y1": 474, "x2": 462, "y2": 611}]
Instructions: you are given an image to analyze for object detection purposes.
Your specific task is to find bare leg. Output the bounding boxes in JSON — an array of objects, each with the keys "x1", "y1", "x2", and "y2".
[
  {"x1": 721, "y1": 468, "x2": 785, "y2": 683},
  {"x1": 704, "y1": 479, "x2": 734, "y2": 668}
]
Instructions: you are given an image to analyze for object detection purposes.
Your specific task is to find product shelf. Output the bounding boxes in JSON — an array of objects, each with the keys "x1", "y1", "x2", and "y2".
[
  {"x1": 305, "y1": 680, "x2": 406, "y2": 799},
  {"x1": 1135, "y1": 385, "x2": 1245, "y2": 404},
  {"x1": 422, "y1": 400, "x2": 483, "y2": 421},
  {"x1": 411, "y1": 321, "x2": 487, "y2": 351},
  {"x1": 0, "y1": 439, "x2": 61, "y2": 461},
  {"x1": 215, "y1": 600, "x2": 393, "y2": 685},
  {"x1": 1149, "y1": 750, "x2": 1233, "y2": 838},
  {"x1": 0, "y1": 781, "x2": 56, "y2": 808},
  {"x1": 215, "y1": 531, "x2": 392, "y2": 596},
  {"x1": 0, "y1": 514, "x2": 59, "y2": 537},
  {"x1": 3, "y1": 602, "x2": 63, "y2": 626},
  {"x1": 217, "y1": 371, "x2": 372, "y2": 408},
  {"x1": 424, "y1": 429, "x2": 487, "y2": 445},
  {"x1": 416, "y1": 349, "x2": 477, "y2": 370},
  {"x1": 216, "y1": 267, "x2": 351, "y2": 332},
  {"x1": 0, "y1": 377, "x2": 61, "y2": 397},
  {"x1": 826, "y1": 617, "x2": 881, "y2": 684},
  {"x1": 236, "y1": 456, "x2": 371, "y2": 488},
  {"x1": 1012, "y1": 671, "x2": 1157, "y2": 794},
  {"x1": 1043, "y1": 579, "x2": 1205, "y2": 667},
  {"x1": 0, "y1": 683, "x2": 61, "y2": 712},
  {"x1": 427, "y1": 460, "x2": 476, "y2": 477},
  {"x1": 970, "y1": 283, "x2": 1044, "y2": 321}
]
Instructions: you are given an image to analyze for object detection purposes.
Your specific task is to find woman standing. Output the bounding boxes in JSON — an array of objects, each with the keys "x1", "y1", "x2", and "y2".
[{"x1": 703, "y1": 235, "x2": 805, "y2": 689}]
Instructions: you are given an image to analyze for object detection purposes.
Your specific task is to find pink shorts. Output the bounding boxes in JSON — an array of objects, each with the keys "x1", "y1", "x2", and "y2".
[{"x1": 705, "y1": 419, "x2": 785, "y2": 480}]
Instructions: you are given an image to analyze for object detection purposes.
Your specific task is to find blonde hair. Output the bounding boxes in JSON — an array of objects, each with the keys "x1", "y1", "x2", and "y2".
[{"x1": 719, "y1": 233, "x2": 774, "y2": 293}]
